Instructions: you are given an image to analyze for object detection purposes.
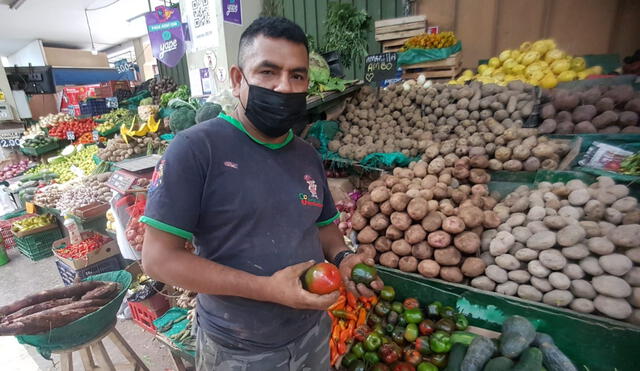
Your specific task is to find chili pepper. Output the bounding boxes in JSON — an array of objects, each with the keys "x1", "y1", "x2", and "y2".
[
  {"x1": 435, "y1": 318, "x2": 456, "y2": 333},
  {"x1": 429, "y1": 330, "x2": 452, "y2": 353},
  {"x1": 454, "y1": 313, "x2": 469, "y2": 330},
  {"x1": 380, "y1": 285, "x2": 396, "y2": 302},
  {"x1": 364, "y1": 351, "x2": 381, "y2": 364},
  {"x1": 403, "y1": 297, "x2": 420, "y2": 310},
  {"x1": 414, "y1": 336, "x2": 431, "y2": 355},
  {"x1": 353, "y1": 324, "x2": 371, "y2": 342},
  {"x1": 438, "y1": 305, "x2": 456, "y2": 319},
  {"x1": 426, "y1": 301, "x2": 442, "y2": 318},
  {"x1": 417, "y1": 362, "x2": 438, "y2": 371},
  {"x1": 331, "y1": 324, "x2": 341, "y2": 342},
  {"x1": 352, "y1": 342, "x2": 365, "y2": 358},
  {"x1": 339, "y1": 327, "x2": 351, "y2": 343},
  {"x1": 391, "y1": 301, "x2": 404, "y2": 314},
  {"x1": 332, "y1": 310, "x2": 357, "y2": 321},
  {"x1": 378, "y1": 343, "x2": 401, "y2": 364},
  {"x1": 337, "y1": 341, "x2": 347, "y2": 355},
  {"x1": 356, "y1": 307, "x2": 367, "y2": 327},
  {"x1": 329, "y1": 339, "x2": 338, "y2": 365},
  {"x1": 364, "y1": 333, "x2": 383, "y2": 352},
  {"x1": 375, "y1": 301, "x2": 391, "y2": 317},
  {"x1": 346, "y1": 291, "x2": 357, "y2": 308},
  {"x1": 403, "y1": 308, "x2": 424, "y2": 324},
  {"x1": 404, "y1": 323, "x2": 419, "y2": 342},
  {"x1": 328, "y1": 296, "x2": 346, "y2": 311},
  {"x1": 342, "y1": 352, "x2": 359, "y2": 368},
  {"x1": 403, "y1": 348, "x2": 422, "y2": 366},
  {"x1": 418, "y1": 319, "x2": 435, "y2": 336}
]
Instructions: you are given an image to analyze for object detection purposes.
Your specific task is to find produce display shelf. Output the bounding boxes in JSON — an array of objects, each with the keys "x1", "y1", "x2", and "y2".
[
  {"x1": 55, "y1": 253, "x2": 122, "y2": 286},
  {"x1": 378, "y1": 266, "x2": 640, "y2": 371},
  {"x1": 20, "y1": 141, "x2": 60, "y2": 157}
]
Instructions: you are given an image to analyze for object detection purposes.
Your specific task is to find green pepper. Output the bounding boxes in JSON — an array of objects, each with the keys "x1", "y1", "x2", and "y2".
[
  {"x1": 351, "y1": 263, "x2": 377, "y2": 285},
  {"x1": 349, "y1": 359, "x2": 366, "y2": 371},
  {"x1": 435, "y1": 318, "x2": 456, "y2": 333},
  {"x1": 414, "y1": 336, "x2": 431, "y2": 355},
  {"x1": 391, "y1": 326, "x2": 406, "y2": 345},
  {"x1": 397, "y1": 314, "x2": 408, "y2": 327},
  {"x1": 450, "y1": 331, "x2": 477, "y2": 345},
  {"x1": 439, "y1": 305, "x2": 456, "y2": 319},
  {"x1": 381, "y1": 335, "x2": 392, "y2": 345},
  {"x1": 373, "y1": 324, "x2": 386, "y2": 337},
  {"x1": 403, "y1": 308, "x2": 424, "y2": 324},
  {"x1": 384, "y1": 322, "x2": 395, "y2": 334},
  {"x1": 342, "y1": 352, "x2": 359, "y2": 368},
  {"x1": 352, "y1": 342, "x2": 365, "y2": 358},
  {"x1": 364, "y1": 351, "x2": 380, "y2": 364},
  {"x1": 427, "y1": 301, "x2": 443, "y2": 318},
  {"x1": 365, "y1": 333, "x2": 383, "y2": 352},
  {"x1": 419, "y1": 319, "x2": 435, "y2": 336},
  {"x1": 391, "y1": 301, "x2": 404, "y2": 314},
  {"x1": 368, "y1": 313, "x2": 382, "y2": 327},
  {"x1": 387, "y1": 310, "x2": 399, "y2": 326},
  {"x1": 429, "y1": 330, "x2": 452, "y2": 353},
  {"x1": 427, "y1": 353, "x2": 448, "y2": 368},
  {"x1": 454, "y1": 313, "x2": 469, "y2": 330},
  {"x1": 417, "y1": 362, "x2": 439, "y2": 371},
  {"x1": 332, "y1": 310, "x2": 354, "y2": 319},
  {"x1": 404, "y1": 323, "x2": 419, "y2": 342},
  {"x1": 380, "y1": 285, "x2": 396, "y2": 302},
  {"x1": 375, "y1": 301, "x2": 391, "y2": 317}
]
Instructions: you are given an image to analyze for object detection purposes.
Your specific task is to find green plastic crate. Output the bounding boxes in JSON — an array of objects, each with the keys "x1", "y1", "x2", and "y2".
[
  {"x1": 81, "y1": 216, "x2": 108, "y2": 235},
  {"x1": 378, "y1": 267, "x2": 640, "y2": 371},
  {"x1": 20, "y1": 140, "x2": 60, "y2": 157},
  {"x1": 14, "y1": 228, "x2": 63, "y2": 262}
]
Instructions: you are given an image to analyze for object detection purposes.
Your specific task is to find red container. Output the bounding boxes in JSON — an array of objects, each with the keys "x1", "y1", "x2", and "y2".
[
  {"x1": 0, "y1": 214, "x2": 37, "y2": 249},
  {"x1": 128, "y1": 294, "x2": 170, "y2": 334}
]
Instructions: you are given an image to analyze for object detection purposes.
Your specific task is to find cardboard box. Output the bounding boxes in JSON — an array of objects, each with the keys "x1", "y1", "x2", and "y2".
[
  {"x1": 52, "y1": 231, "x2": 120, "y2": 269},
  {"x1": 328, "y1": 177, "x2": 355, "y2": 204}
]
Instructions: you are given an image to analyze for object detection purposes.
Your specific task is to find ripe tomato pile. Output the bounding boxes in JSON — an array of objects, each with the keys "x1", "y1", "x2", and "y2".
[
  {"x1": 48, "y1": 118, "x2": 97, "y2": 139},
  {"x1": 55, "y1": 233, "x2": 106, "y2": 259}
]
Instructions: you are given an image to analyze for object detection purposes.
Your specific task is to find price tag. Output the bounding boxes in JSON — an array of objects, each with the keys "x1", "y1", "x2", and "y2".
[
  {"x1": 0, "y1": 138, "x2": 20, "y2": 147},
  {"x1": 66, "y1": 131, "x2": 75, "y2": 140},
  {"x1": 92, "y1": 130, "x2": 100, "y2": 142},
  {"x1": 364, "y1": 52, "x2": 398, "y2": 85},
  {"x1": 106, "y1": 97, "x2": 118, "y2": 109},
  {"x1": 69, "y1": 165, "x2": 85, "y2": 178}
]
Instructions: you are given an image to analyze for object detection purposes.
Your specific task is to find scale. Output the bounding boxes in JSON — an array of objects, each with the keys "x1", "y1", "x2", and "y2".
[{"x1": 106, "y1": 155, "x2": 161, "y2": 194}]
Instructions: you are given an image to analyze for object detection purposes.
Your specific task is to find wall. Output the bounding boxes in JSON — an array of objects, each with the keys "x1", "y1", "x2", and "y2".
[
  {"x1": 6, "y1": 40, "x2": 46, "y2": 66},
  {"x1": 418, "y1": 0, "x2": 640, "y2": 69},
  {"x1": 43, "y1": 47, "x2": 109, "y2": 68},
  {"x1": 0, "y1": 58, "x2": 17, "y2": 118}
]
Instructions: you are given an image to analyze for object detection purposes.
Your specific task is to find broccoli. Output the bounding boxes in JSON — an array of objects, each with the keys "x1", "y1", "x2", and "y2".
[
  {"x1": 169, "y1": 107, "x2": 197, "y2": 133},
  {"x1": 195, "y1": 102, "x2": 223, "y2": 124}
]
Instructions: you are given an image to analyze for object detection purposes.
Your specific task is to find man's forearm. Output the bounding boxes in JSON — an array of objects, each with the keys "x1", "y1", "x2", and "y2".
[{"x1": 318, "y1": 223, "x2": 349, "y2": 263}]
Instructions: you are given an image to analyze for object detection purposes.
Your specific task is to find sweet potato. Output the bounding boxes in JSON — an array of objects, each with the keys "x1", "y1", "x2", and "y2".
[
  {"x1": 604, "y1": 84, "x2": 634, "y2": 104},
  {"x1": 574, "y1": 121, "x2": 597, "y2": 133},
  {"x1": 592, "y1": 111, "x2": 618, "y2": 129},
  {"x1": 619, "y1": 111, "x2": 639, "y2": 127},
  {"x1": 0, "y1": 281, "x2": 103, "y2": 316},
  {"x1": 572, "y1": 105, "x2": 597, "y2": 122}
]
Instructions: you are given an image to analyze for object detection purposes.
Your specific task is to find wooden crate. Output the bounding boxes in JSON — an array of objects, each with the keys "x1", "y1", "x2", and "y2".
[
  {"x1": 375, "y1": 15, "x2": 427, "y2": 41},
  {"x1": 382, "y1": 37, "x2": 412, "y2": 53},
  {"x1": 401, "y1": 52, "x2": 462, "y2": 80}
]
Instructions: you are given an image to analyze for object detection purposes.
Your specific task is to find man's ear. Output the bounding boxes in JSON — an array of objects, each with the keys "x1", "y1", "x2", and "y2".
[{"x1": 230, "y1": 65, "x2": 243, "y2": 98}]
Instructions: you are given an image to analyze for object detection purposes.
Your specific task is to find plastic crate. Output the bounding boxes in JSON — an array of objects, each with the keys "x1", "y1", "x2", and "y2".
[
  {"x1": 20, "y1": 140, "x2": 60, "y2": 157},
  {"x1": 81, "y1": 215, "x2": 108, "y2": 235},
  {"x1": 128, "y1": 294, "x2": 170, "y2": 334},
  {"x1": 14, "y1": 227, "x2": 62, "y2": 261},
  {"x1": 55, "y1": 253, "x2": 122, "y2": 286},
  {"x1": 80, "y1": 98, "x2": 111, "y2": 116}
]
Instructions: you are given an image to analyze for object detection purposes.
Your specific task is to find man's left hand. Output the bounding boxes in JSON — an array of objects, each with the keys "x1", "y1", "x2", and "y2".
[{"x1": 338, "y1": 253, "x2": 384, "y2": 297}]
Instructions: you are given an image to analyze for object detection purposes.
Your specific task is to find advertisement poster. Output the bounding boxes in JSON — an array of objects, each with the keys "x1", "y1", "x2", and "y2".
[
  {"x1": 145, "y1": 6, "x2": 187, "y2": 67},
  {"x1": 200, "y1": 68, "x2": 212, "y2": 95},
  {"x1": 186, "y1": 0, "x2": 218, "y2": 50},
  {"x1": 222, "y1": 0, "x2": 242, "y2": 25}
]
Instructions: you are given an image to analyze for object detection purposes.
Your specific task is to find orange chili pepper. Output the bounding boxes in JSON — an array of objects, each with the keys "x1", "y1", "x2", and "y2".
[
  {"x1": 337, "y1": 341, "x2": 347, "y2": 355},
  {"x1": 329, "y1": 339, "x2": 338, "y2": 365},
  {"x1": 328, "y1": 296, "x2": 346, "y2": 311},
  {"x1": 331, "y1": 324, "x2": 341, "y2": 342},
  {"x1": 370, "y1": 296, "x2": 379, "y2": 305},
  {"x1": 356, "y1": 307, "x2": 367, "y2": 327},
  {"x1": 346, "y1": 291, "x2": 357, "y2": 308},
  {"x1": 339, "y1": 328, "x2": 350, "y2": 343}
]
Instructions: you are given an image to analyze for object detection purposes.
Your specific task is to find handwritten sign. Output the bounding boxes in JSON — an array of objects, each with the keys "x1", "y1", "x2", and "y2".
[{"x1": 364, "y1": 52, "x2": 398, "y2": 85}]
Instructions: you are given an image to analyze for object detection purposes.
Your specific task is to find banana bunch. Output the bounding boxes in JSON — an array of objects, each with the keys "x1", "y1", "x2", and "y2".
[{"x1": 402, "y1": 31, "x2": 457, "y2": 51}]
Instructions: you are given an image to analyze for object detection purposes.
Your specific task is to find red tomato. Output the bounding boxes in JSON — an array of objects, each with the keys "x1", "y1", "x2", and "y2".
[
  {"x1": 303, "y1": 262, "x2": 342, "y2": 294},
  {"x1": 403, "y1": 298, "x2": 420, "y2": 310}
]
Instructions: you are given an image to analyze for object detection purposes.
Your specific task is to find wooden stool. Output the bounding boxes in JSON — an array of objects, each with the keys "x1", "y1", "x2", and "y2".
[{"x1": 53, "y1": 323, "x2": 149, "y2": 371}]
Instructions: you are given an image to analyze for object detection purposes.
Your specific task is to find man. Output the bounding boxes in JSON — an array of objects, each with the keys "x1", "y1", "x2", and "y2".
[{"x1": 141, "y1": 17, "x2": 382, "y2": 370}]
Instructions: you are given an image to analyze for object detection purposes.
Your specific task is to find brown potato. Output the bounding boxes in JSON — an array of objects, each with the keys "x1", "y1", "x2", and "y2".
[
  {"x1": 390, "y1": 192, "x2": 411, "y2": 211},
  {"x1": 357, "y1": 244, "x2": 376, "y2": 260},
  {"x1": 440, "y1": 267, "x2": 464, "y2": 282},
  {"x1": 391, "y1": 239, "x2": 412, "y2": 256},
  {"x1": 483, "y1": 210, "x2": 501, "y2": 228},
  {"x1": 379, "y1": 251, "x2": 400, "y2": 268},
  {"x1": 385, "y1": 225, "x2": 403, "y2": 240},
  {"x1": 407, "y1": 197, "x2": 429, "y2": 221},
  {"x1": 404, "y1": 224, "x2": 427, "y2": 244},
  {"x1": 380, "y1": 201, "x2": 393, "y2": 216},
  {"x1": 370, "y1": 186, "x2": 391, "y2": 203},
  {"x1": 399, "y1": 256, "x2": 419, "y2": 272},
  {"x1": 369, "y1": 214, "x2": 390, "y2": 231},
  {"x1": 434, "y1": 246, "x2": 462, "y2": 265},
  {"x1": 469, "y1": 169, "x2": 490, "y2": 184},
  {"x1": 418, "y1": 259, "x2": 440, "y2": 278},
  {"x1": 351, "y1": 211, "x2": 368, "y2": 231},
  {"x1": 422, "y1": 211, "x2": 443, "y2": 232},
  {"x1": 384, "y1": 176, "x2": 400, "y2": 188},
  {"x1": 357, "y1": 226, "x2": 378, "y2": 244},
  {"x1": 359, "y1": 200, "x2": 379, "y2": 218},
  {"x1": 390, "y1": 212, "x2": 412, "y2": 231},
  {"x1": 458, "y1": 206, "x2": 484, "y2": 228},
  {"x1": 427, "y1": 230, "x2": 452, "y2": 248},
  {"x1": 412, "y1": 241, "x2": 433, "y2": 259},
  {"x1": 367, "y1": 180, "x2": 385, "y2": 192},
  {"x1": 391, "y1": 183, "x2": 408, "y2": 193},
  {"x1": 374, "y1": 236, "x2": 392, "y2": 252},
  {"x1": 454, "y1": 231, "x2": 481, "y2": 254},
  {"x1": 442, "y1": 216, "x2": 466, "y2": 234},
  {"x1": 461, "y1": 257, "x2": 486, "y2": 277}
]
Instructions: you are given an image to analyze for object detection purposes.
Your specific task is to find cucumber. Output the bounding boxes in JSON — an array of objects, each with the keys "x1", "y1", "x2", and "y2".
[
  {"x1": 461, "y1": 335, "x2": 496, "y2": 371},
  {"x1": 539, "y1": 343, "x2": 577, "y2": 371},
  {"x1": 444, "y1": 343, "x2": 468, "y2": 371},
  {"x1": 451, "y1": 331, "x2": 477, "y2": 345},
  {"x1": 532, "y1": 332, "x2": 555, "y2": 347},
  {"x1": 499, "y1": 315, "x2": 536, "y2": 358},
  {"x1": 512, "y1": 347, "x2": 543, "y2": 371},
  {"x1": 483, "y1": 357, "x2": 514, "y2": 371}
]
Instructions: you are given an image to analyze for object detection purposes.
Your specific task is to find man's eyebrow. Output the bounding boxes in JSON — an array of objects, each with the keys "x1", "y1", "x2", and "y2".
[{"x1": 256, "y1": 60, "x2": 308, "y2": 74}]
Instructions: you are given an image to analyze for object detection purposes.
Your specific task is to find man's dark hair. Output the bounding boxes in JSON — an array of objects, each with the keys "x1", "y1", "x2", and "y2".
[{"x1": 238, "y1": 17, "x2": 308, "y2": 68}]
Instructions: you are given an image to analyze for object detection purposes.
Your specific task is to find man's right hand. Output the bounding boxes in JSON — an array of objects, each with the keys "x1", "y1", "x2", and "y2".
[{"x1": 266, "y1": 260, "x2": 340, "y2": 310}]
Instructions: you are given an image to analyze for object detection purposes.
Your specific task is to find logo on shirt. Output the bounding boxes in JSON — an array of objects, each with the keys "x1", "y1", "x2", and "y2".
[
  {"x1": 304, "y1": 174, "x2": 318, "y2": 198},
  {"x1": 299, "y1": 175, "x2": 321, "y2": 208},
  {"x1": 148, "y1": 159, "x2": 165, "y2": 193},
  {"x1": 224, "y1": 161, "x2": 238, "y2": 169}
]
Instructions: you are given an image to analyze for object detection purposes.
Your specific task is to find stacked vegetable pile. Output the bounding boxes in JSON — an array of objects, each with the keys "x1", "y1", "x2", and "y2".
[
  {"x1": 339, "y1": 285, "x2": 471, "y2": 370},
  {"x1": 33, "y1": 173, "x2": 111, "y2": 213},
  {"x1": 354, "y1": 158, "x2": 497, "y2": 283},
  {"x1": 54, "y1": 233, "x2": 107, "y2": 260},
  {"x1": 538, "y1": 85, "x2": 640, "y2": 134},
  {"x1": 26, "y1": 145, "x2": 99, "y2": 183},
  {"x1": 0, "y1": 280, "x2": 120, "y2": 335},
  {"x1": 98, "y1": 133, "x2": 162, "y2": 163},
  {"x1": 149, "y1": 77, "x2": 178, "y2": 104},
  {"x1": 48, "y1": 118, "x2": 97, "y2": 140},
  {"x1": 453, "y1": 315, "x2": 575, "y2": 371},
  {"x1": 620, "y1": 152, "x2": 640, "y2": 175},
  {"x1": 11, "y1": 214, "x2": 55, "y2": 234},
  {"x1": 473, "y1": 176, "x2": 640, "y2": 323},
  {"x1": 401, "y1": 32, "x2": 457, "y2": 51},
  {"x1": 38, "y1": 112, "x2": 73, "y2": 128},
  {"x1": 309, "y1": 51, "x2": 354, "y2": 97},
  {"x1": 332, "y1": 81, "x2": 572, "y2": 171},
  {"x1": 95, "y1": 108, "x2": 136, "y2": 134},
  {"x1": 452, "y1": 39, "x2": 602, "y2": 88},
  {"x1": 0, "y1": 160, "x2": 35, "y2": 181},
  {"x1": 22, "y1": 135, "x2": 57, "y2": 150}
]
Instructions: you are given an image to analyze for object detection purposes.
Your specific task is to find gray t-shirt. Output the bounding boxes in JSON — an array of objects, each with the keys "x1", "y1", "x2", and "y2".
[{"x1": 142, "y1": 114, "x2": 339, "y2": 351}]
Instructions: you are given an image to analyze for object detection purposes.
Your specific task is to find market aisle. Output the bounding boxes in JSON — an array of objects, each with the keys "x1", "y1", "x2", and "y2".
[{"x1": 0, "y1": 247, "x2": 177, "y2": 371}]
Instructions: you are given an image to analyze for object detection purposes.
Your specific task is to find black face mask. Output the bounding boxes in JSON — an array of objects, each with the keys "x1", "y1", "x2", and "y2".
[{"x1": 240, "y1": 77, "x2": 308, "y2": 138}]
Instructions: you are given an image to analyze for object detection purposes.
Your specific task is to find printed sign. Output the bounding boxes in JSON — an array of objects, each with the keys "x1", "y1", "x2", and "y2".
[
  {"x1": 222, "y1": 0, "x2": 242, "y2": 25},
  {"x1": 200, "y1": 68, "x2": 212, "y2": 95},
  {"x1": 364, "y1": 52, "x2": 398, "y2": 85},
  {"x1": 114, "y1": 59, "x2": 134, "y2": 74},
  {"x1": 145, "y1": 6, "x2": 187, "y2": 67},
  {"x1": 187, "y1": 0, "x2": 218, "y2": 50}
]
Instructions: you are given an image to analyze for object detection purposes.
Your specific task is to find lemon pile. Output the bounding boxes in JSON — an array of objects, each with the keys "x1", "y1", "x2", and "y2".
[{"x1": 451, "y1": 39, "x2": 602, "y2": 89}]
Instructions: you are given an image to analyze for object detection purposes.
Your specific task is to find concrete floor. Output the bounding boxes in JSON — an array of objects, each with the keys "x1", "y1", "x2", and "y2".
[{"x1": 0, "y1": 247, "x2": 189, "y2": 371}]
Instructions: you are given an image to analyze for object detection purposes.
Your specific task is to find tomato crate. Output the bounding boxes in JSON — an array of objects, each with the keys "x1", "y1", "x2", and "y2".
[
  {"x1": 128, "y1": 294, "x2": 170, "y2": 334},
  {"x1": 14, "y1": 227, "x2": 62, "y2": 261},
  {"x1": 55, "y1": 253, "x2": 122, "y2": 286}
]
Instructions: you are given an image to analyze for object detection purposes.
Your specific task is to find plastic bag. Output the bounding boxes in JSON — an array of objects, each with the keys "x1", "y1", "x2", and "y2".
[
  {"x1": 397, "y1": 41, "x2": 462, "y2": 66},
  {"x1": 125, "y1": 195, "x2": 146, "y2": 252},
  {"x1": 578, "y1": 141, "x2": 633, "y2": 172}
]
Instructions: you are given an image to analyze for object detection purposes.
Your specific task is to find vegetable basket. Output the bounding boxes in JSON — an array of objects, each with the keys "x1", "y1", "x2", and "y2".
[
  {"x1": 20, "y1": 140, "x2": 60, "y2": 157},
  {"x1": 16, "y1": 270, "x2": 132, "y2": 359}
]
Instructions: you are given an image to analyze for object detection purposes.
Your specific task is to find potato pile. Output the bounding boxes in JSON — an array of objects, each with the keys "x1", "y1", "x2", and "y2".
[
  {"x1": 472, "y1": 176, "x2": 640, "y2": 324},
  {"x1": 353, "y1": 157, "x2": 500, "y2": 283},
  {"x1": 331, "y1": 81, "x2": 571, "y2": 171},
  {"x1": 538, "y1": 85, "x2": 640, "y2": 134},
  {"x1": 98, "y1": 134, "x2": 162, "y2": 163}
]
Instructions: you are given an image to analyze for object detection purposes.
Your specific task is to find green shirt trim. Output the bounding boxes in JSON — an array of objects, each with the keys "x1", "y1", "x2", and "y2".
[
  {"x1": 218, "y1": 113, "x2": 293, "y2": 149},
  {"x1": 316, "y1": 211, "x2": 340, "y2": 227},
  {"x1": 140, "y1": 216, "x2": 193, "y2": 241}
]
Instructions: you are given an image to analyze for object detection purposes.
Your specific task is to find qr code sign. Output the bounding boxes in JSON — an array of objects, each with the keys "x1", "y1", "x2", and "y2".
[{"x1": 192, "y1": 0, "x2": 211, "y2": 28}]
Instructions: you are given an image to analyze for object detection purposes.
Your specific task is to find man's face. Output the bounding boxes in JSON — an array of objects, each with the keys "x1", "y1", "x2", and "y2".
[{"x1": 232, "y1": 35, "x2": 309, "y2": 102}]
